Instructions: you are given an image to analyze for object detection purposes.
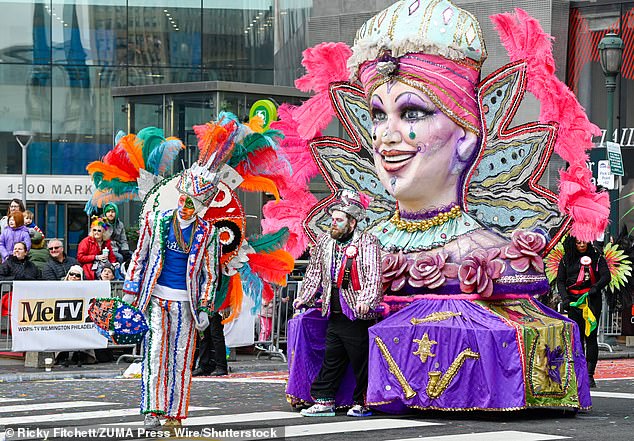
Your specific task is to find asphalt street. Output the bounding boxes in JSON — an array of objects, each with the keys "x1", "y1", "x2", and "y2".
[{"x1": 0, "y1": 369, "x2": 632, "y2": 441}]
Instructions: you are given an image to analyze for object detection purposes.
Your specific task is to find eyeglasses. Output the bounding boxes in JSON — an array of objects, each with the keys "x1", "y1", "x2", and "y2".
[
  {"x1": 92, "y1": 229, "x2": 102, "y2": 233},
  {"x1": 48, "y1": 246, "x2": 62, "y2": 251},
  {"x1": 68, "y1": 273, "x2": 81, "y2": 278}
]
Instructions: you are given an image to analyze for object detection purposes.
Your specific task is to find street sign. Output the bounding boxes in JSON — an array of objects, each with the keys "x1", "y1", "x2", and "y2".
[
  {"x1": 597, "y1": 160, "x2": 616, "y2": 189},
  {"x1": 605, "y1": 141, "x2": 624, "y2": 176}
]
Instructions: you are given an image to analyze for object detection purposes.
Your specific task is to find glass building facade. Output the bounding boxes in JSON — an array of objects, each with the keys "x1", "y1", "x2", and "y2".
[{"x1": 0, "y1": 0, "x2": 311, "y2": 253}]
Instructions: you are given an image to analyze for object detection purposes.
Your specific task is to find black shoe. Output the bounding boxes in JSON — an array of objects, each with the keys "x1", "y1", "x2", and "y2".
[
  {"x1": 589, "y1": 375, "x2": 597, "y2": 388},
  {"x1": 62, "y1": 359, "x2": 69, "y2": 368},
  {"x1": 210, "y1": 369, "x2": 228, "y2": 376},
  {"x1": 192, "y1": 368, "x2": 211, "y2": 377}
]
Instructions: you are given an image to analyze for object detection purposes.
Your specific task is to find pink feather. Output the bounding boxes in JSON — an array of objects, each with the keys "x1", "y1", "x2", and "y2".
[
  {"x1": 294, "y1": 42, "x2": 353, "y2": 94},
  {"x1": 293, "y1": 93, "x2": 334, "y2": 141},
  {"x1": 270, "y1": 104, "x2": 320, "y2": 187},
  {"x1": 261, "y1": 188, "x2": 317, "y2": 258},
  {"x1": 491, "y1": 8, "x2": 608, "y2": 240}
]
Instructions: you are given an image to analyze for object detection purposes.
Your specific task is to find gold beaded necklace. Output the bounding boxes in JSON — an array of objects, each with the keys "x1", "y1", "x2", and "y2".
[
  {"x1": 389, "y1": 205, "x2": 461, "y2": 233},
  {"x1": 172, "y1": 214, "x2": 197, "y2": 253}
]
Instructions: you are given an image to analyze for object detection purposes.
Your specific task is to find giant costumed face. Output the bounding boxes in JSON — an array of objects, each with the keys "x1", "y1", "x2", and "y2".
[
  {"x1": 370, "y1": 81, "x2": 478, "y2": 212},
  {"x1": 350, "y1": 0, "x2": 486, "y2": 213}
]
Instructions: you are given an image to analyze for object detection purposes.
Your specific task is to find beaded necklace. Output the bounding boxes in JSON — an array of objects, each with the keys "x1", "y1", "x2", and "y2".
[
  {"x1": 172, "y1": 214, "x2": 197, "y2": 253},
  {"x1": 390, "y1": 204, "x2": 461, "y2": 233}
]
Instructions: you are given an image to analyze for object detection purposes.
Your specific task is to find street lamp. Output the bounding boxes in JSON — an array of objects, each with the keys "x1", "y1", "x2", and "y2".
[
  {"x1": 12, "y1": 131, "x2": 35, "y2": 207},
  {"x1": 598, "y1": 32, "x2": 624, "y2": 239}
]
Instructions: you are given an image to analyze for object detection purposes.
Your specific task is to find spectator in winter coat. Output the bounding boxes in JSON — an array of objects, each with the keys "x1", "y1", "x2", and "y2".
[
  {"x1": 76, "y1": 217, "x2": 116, "y2": 280},
  {"x1": 24, "y1": 210, "x2": 44, "y2": 239},
  {"x1": 102, "y1": 203, "x2": 130, "y2": 263},
  {"x1": 0, "y1": 211, "x2": 31, "y2": 262},
  {"x1": 41, "y1": 239, "x2": 79, "y2": 280},
  {"x1": 0, "y1": 242, "x2": 41, "y2": 280},
  {"x1": 28, "y1": 232, "x2": 49, "y2": 271},
  {"x1": 0, "y1": 198, "x2": 25, "y2": 234}
]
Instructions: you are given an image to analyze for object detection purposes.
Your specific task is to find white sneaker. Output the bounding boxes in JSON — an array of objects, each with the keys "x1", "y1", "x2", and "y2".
[
  {"x1": 143, "y1": 414, "x2": 161, "y2": 428},
  {"x1": 347, "y1": 404, "x2": 372, "y2": 417},
  {"x1": 300, "y1": 403, "x2": 335, "y2": 417}
]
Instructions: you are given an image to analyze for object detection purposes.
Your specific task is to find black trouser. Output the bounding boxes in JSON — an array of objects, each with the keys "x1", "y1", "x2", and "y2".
[
  {"x1": 196, "y1": 312, "x2": 227, "y2": 372},
  {"x1": 310, "y1": 313, "x2": 372, "y2": 405},
  {"x1": 568, "y1": 303, "x2": 601, "y2": 375}
]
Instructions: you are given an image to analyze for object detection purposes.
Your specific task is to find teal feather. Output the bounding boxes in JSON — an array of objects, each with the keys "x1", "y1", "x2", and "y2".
[
  {"x1": 248, "y1": 227, "x2": 290, "y2": 254},
  {"x1": 114, "y1": 130, "x2": 126, "y2": 145},
  {"x1": 239, "y1": 263, "x2": 264, "y2": 314},
  {"x1": 228, "y1": 133, "x2": 272, "y2": 168},
  {"x1": 213, "y1": 273, "x2": 231, "y2": 311},
  {"x1": 136, "y1": 127, "x2": 166, "y2": 165},
  {"x1": 146, "y1": 139, "x2": 183, "y2": 175}
]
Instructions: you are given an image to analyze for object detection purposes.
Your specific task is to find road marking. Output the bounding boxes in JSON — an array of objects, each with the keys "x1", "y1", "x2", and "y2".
[
  {"x1": 591, "y1": 391, "x2": 634, "y2": 399},
  {"x1": 0, "y1": 406, "x2": 211, "y2": 426},
  {"x1": 194, "y1": 377, "x2": 287, "y2": 384},
  {"x1": 0, "y1": 401, "x2": 115, "y2": 413},
  {"x1": 0, "y1": 398, "x2": 31, "y2": 403},
  {"x1": 279, "y1": 419, "x2": 440, "y2": 438},
  {"x1": 116, "y1": 410, "x2": 301, "y2": 426},
  {"x1": 386, "y1": 431, "x2": 569, "y2": 441}
]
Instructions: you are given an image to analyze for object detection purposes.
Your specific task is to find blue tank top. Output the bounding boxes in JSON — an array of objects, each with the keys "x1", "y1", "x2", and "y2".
[{"x1": 156, "y1": 221, "x2": 193, "y2": 290}]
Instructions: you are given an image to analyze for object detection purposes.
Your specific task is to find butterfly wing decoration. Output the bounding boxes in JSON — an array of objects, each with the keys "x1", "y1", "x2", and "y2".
[
  {"x1": 464, "y1": 61, "x2": 570, "y2": 254},
  {"x1": 303, "y1": 81, "x2": 395, "y2": 242}
]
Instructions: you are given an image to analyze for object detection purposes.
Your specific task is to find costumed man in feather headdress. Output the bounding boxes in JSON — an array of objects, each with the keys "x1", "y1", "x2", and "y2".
[
  {"x1": 122, "y1": 158, "x2": 222, "y2": 430},
  {"x1": 293, "y1": 189, "x2": 383, "y2": 417}
]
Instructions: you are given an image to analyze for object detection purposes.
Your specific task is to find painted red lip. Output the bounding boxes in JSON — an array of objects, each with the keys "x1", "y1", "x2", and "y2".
[{"x1": 378, "y1": 149, "x2": 416, "y2": 172}]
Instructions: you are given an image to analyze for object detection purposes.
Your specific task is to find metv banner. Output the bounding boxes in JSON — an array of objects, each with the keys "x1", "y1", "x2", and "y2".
[{"x1": 11, "y1": 281, "x2": 110, "y2": 351}]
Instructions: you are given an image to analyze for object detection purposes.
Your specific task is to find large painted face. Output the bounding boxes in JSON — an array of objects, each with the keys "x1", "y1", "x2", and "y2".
[
  {"x1": 178, "y1": 194, "x2": 196, "y2": 221},
  {"x1": 370, "y1": 81, "x2": 478, "y2": 212}
]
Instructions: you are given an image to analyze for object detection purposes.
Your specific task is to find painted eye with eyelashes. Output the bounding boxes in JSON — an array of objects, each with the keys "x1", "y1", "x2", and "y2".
[
  {"x1": 402, "y1": 107, "x2": 433, "y2": 121},
  {"x1": 371, "y1": 108, "x2": 387, "y2": 124}
]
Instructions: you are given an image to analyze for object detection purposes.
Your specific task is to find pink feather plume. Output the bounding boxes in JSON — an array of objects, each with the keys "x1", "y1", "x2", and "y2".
[
  {"x1": 270, "y1": 104, "x2": 320, "y2": 187},
  {"x1": 491, "y1": 8, "x2": 608, "y2": 241},
  {"x1": 292, "y1": 42, "x2": 353, "y2": 140}
]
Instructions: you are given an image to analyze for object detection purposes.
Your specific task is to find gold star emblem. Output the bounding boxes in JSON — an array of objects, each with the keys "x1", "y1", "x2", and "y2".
[{"x1": 413, "y1": 333, "x2": 437, "y2": 363}]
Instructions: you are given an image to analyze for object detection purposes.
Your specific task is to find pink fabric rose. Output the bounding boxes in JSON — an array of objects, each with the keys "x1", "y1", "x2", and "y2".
[
  {"x1": 381, "y1": 252, "x2": 410, "y2": 292},
  {"x1": 501, "y1": 230, "x2": 546, "y2": 273},
  {"x1": 458, "y1": 249, "x2": 506, "y2": 297},
  {"x1": 409, "y1": 251, "x2": 459, "y2": 289}
]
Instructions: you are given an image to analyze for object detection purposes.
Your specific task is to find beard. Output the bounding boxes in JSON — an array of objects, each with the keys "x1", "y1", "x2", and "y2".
[{"x1": 330, "y1": 223, "x2": 353, "y2": 241}]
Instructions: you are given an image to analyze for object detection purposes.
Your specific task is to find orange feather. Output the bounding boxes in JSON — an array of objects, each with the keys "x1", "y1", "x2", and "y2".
[
  {"x1": 220, "y1": 273, "x2": 243, "y2": 324},
  {"x1": 119, "y1": 134, "x2": 145, "y2": 170},
  {"x1": 86, "y1": 161, "x2": 138, "y2": 182},
  {"x1": 246, "y1": 115, "x2": 265, "y2": 133},
  {"x1": 247, "y1": 249, "x2": 294, "y2": 286},
  {"x1": 239, "y1": 175, "x2": 280, "y2": 201}
]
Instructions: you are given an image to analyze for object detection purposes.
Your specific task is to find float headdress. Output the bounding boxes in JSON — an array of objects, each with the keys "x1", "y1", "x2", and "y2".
[{"x1": 349, "y1": 0, "x2": 486, "y2": 135}]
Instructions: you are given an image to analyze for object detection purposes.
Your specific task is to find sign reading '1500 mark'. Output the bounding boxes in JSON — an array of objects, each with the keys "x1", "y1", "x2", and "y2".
[
  {"x1": 19, "y1": 299, "x2": 86, "y2": 325},
  {"x1": 0, "y1": 175, "x2": 94, "y2": 202}
]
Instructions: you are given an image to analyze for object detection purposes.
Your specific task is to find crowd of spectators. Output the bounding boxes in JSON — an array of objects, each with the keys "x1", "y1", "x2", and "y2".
[{"x1": 0, "y1": 199, "x2": 131, "y2": 282}]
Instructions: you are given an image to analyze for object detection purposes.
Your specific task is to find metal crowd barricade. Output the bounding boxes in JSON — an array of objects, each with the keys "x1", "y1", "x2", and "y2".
[
  {"x1": 254, "y1": 260, "x2": 308, "y2": 362},
  {"x1": 0, "y1": 282, "x2": 12, "y2": 351},
  {"x1": 598, "y1": 294, "x2": 622, "y2": 352}
]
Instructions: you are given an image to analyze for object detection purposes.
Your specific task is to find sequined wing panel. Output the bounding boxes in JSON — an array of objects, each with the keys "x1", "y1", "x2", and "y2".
[
  {"x1": 464, "y1": 62, "x2": 569, "y2": 253},
  {"x1": 303, "y1": 82, "x2": 395, "y2": 243}
]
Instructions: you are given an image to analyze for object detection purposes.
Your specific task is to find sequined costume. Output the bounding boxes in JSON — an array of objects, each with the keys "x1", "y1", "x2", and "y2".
[
  {"x1": 123, "y1": 208, "x2": 219, "y2": 419},
  {"x1": 288, "y1": 190, "x2": 382, "y2": 412}
]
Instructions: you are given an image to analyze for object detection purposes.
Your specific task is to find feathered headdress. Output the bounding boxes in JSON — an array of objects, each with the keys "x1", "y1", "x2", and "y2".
[{"x1": 85, "y1": 128, "x2": 185, "y2": 214}]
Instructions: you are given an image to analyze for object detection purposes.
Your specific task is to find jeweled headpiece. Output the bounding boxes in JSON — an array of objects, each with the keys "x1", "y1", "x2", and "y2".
[{"x1": 349, "y1": 0, "x2": 487, "y2": 135}]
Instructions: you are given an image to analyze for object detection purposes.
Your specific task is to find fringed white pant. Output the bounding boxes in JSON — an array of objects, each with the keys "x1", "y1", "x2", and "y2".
[{"x1": 141, "y1": 296, "x2": 196, "y2": 419}]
